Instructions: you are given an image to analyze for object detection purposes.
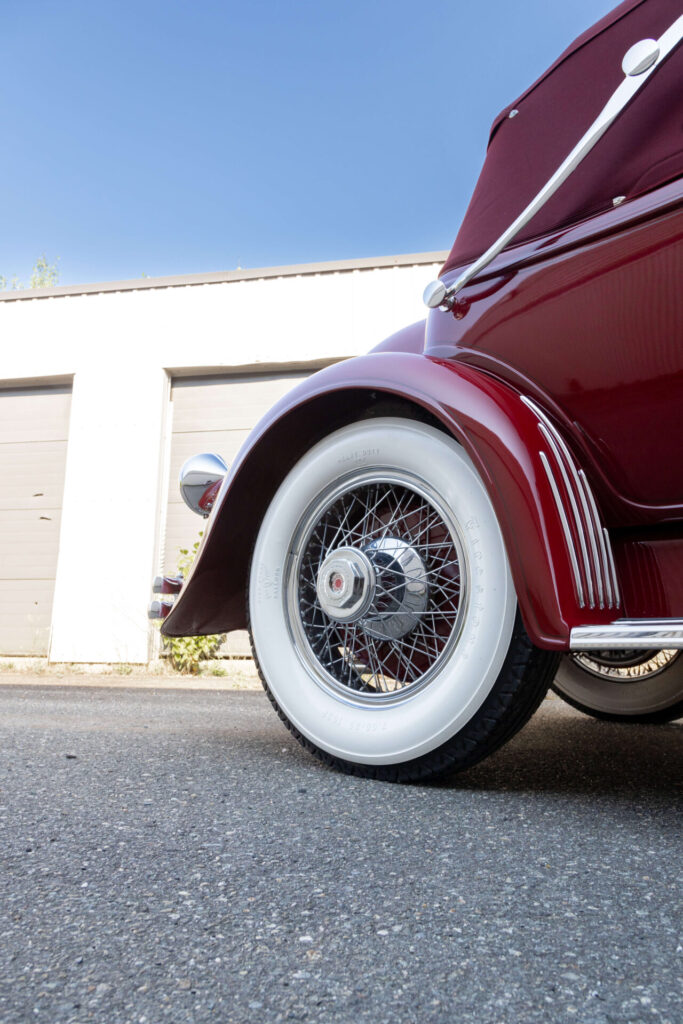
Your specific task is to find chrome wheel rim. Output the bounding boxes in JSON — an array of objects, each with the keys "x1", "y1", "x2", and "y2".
[
  {"x1": 285, "y1": 469, "x2": 469, "y2": 707},
  {"x1": 571, "y1": 649, "x2": 680, "y2": 682}
]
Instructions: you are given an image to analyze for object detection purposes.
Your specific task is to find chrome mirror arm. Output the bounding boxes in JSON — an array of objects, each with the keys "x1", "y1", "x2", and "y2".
[{"x1": 424, "y1": 15, "x2": 683, "y2": 310}]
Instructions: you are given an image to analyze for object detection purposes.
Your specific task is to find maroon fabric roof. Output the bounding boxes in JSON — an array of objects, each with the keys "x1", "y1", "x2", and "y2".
[{"x1": 442, "y1": 0, "x2": 683, "y2": 276}]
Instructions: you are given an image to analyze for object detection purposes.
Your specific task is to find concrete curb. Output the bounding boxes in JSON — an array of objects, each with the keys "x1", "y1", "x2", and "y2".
[{"x1": 0, "y1": 671, "x2": 262, "y2": 692}]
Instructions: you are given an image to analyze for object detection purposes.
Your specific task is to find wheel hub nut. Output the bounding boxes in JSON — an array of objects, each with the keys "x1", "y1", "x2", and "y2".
[{"x1": 316, "y1": 547, "x2": 376, "y2": 622}]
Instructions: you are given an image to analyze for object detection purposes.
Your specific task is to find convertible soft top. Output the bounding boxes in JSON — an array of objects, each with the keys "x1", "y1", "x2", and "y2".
[{"x1": 442, "y1": 0, "x2": 683, "y2": 275}]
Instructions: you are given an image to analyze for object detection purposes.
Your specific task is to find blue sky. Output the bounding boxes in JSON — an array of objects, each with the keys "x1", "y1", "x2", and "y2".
[{"x1": 1, "y1": 0, "x2": 614, "y2": 285}]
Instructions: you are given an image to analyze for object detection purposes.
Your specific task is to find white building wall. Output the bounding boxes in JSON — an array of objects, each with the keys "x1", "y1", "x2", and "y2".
[{"x1": 0, "y1": 256, "x2": 445, "y2": 662}]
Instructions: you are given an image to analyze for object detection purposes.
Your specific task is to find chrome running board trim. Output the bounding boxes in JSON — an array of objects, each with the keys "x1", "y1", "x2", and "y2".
[{"x1": 570, "y1": 620, "x2": 683, "y2": 650}]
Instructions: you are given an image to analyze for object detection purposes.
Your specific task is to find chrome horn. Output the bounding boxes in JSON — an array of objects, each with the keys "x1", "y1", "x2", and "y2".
[{"x1": 179, "y1": 452, "x2": 228, "y2": 517}]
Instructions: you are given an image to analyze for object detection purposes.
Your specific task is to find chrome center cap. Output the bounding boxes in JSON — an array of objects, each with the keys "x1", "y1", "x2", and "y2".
[
  {"x1": 316, "y1": 547, "x2": 376, "y2": 623},
  {"x1": 362, "y1": 537, "x2": 429, "y2": 640},
  {"x1": 315, "y1": 538, "x2": 430, "y2": 639}
]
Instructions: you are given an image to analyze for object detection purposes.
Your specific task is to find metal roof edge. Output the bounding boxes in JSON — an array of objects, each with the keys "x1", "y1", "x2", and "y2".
[{"x1": 0, "y1": 251, "x2": 449, "y2": 303}]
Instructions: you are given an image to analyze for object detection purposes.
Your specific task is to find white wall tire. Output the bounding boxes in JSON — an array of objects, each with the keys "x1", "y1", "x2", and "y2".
[
  {"x1": 553, "y1": 651, "x2": 683, "y2": 723},
  {"x1": 249, "y1": 417, "x2": 557, "y2": 781}
]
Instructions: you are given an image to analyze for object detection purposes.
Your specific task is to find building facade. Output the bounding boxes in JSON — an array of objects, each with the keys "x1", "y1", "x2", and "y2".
[{"x1": 0, "y1": 252, "x2": 446, "y2": 663}]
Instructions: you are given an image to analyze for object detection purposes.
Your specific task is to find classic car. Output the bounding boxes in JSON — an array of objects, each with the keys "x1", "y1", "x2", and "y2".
[{"x1": 155, "y1": 0, "x2": 683, "y2": 781}]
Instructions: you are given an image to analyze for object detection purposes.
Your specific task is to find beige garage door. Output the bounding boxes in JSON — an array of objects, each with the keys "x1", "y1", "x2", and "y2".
[
  {"x1": 0, "y1": 384, "x2": 72, "y2": 656},
  {"x1": 165, "y1": 372, "x2": 310, "y2": 654}
]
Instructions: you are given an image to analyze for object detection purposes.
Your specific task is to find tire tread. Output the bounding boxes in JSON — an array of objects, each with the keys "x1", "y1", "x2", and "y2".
[{"x1": 249, "y1": 612, "x2": 559, "y2": 783}]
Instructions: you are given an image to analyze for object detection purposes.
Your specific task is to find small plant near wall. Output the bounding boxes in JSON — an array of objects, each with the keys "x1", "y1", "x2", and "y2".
[{"x1": 161, "y1": 532, "x2": 226, "y2": 674}]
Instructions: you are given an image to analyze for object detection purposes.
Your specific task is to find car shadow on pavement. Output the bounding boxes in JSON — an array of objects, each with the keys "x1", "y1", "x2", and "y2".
[{"x1": 447, "y1": 705, "x2": 682, "y2": 798}]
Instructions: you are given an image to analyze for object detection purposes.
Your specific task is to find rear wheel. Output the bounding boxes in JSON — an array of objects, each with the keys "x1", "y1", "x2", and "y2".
[
  {"x1": 553, "y1": 649, "x2": 683, "y2": 723},
  {"x1": 248, "y1": 417, "x2": 558, "y2": 782}
]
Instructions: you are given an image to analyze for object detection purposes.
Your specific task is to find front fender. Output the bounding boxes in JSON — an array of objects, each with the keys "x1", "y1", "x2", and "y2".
[{"x1": 162, "y1": 352, "x2": 618, "y2": 649}]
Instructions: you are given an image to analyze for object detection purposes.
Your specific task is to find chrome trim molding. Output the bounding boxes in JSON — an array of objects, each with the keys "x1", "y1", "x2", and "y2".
[
  {"x1": 579, "y1": 470, "x2": 614, "y2": 608},
  {"x1": 538, "y1": 422, "x2": 595, "y2": 607},
  {"x1": 571, "y1": 620, "x2": 683, "y2": 650},
  {"x1": 539, "y1": 451, "x2": 586, "y2": 608},
  {"x1": 423, "y1": 15, "x2": 683, "y2": 310},
  {"x1": 603, "y1": 528, "x2": 622, "y2": 610},
  {"x1": 521, "y1": 396, "x2": 620, "y2": 611}
]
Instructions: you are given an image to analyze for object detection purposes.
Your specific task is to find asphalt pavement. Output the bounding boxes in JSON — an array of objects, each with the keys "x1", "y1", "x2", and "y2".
[{"x1": 0, "y1": 684, "x2": 680, "y2": 1024}]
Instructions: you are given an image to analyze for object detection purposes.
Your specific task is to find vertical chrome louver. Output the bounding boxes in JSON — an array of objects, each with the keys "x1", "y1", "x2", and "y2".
[{"x1": 521, "y1": 396, "x2": 621, "y2": 611}]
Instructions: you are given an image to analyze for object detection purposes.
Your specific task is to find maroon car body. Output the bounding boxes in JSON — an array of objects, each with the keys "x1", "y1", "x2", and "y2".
[{"x1": 161, "y1": 0, "x2": 683, "y2": 777}]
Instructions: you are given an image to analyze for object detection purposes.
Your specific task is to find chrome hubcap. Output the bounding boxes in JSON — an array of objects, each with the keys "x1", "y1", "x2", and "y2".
[
  {"x1": 316, "y1": 547, "x2": 376, "y2": 623},
  {"x1": 362, "y1": 537, "x2": 428, "y2": 640},
  {"x1": 287, "y1": 471, "x2": 468, "y2": 704},
  {"x1": 315, "y1": 538, "x2": 429, "y2": 639}
]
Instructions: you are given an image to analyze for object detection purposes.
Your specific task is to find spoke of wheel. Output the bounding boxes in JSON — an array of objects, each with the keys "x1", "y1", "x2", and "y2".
[
  {"x1": 387, "y1": 637, "x2": 419, "y2": 684},
  {"x1": 410, "y1": 509, "x2": 444, "y2": 545},
  {"x1": 377, "y1": 487, "x2": 414, "y2": 542},
  {"x1": 393, "y1": 627, "x2": 440, "y2": 664},
  {"x1": 296, "y1": 479, "x2": 467, "y2": 694},
  {"x1": 338, "y1": 623, "x2": 357, "y2": 687},
  {"x1": 326, "y1": 495, "x2": 358, "y2": 553},
  {"x1": 364, "y1": 633, "x2": 385, "y2": 691},
  {"x1": 428, "y1": 576, "x2": 462, "y2": 601},
  {"x1": 375, "y1": 490, "x2": 425, "y2": 529},
  {"x1": 354, "y1": 484, "x2": 389, "y2": 542},
  {"x1": 371, "y1": 634, "x2": 401, "y2": 691},
  {"x1": 424, "y1": 558, "x2": 460, "y2": 576},
  {"x1": 415, "y1": 617, "x2": 449, "y2": 646}
]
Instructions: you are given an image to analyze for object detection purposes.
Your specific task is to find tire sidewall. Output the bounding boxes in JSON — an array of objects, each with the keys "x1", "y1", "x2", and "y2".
[{"x1": 249, "y1": 418, "x2": 516, "y2": 765}]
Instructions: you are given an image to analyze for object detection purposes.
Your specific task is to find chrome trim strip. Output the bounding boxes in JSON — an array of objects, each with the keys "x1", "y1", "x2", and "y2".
[
  {"x1": 570, "y1": 620, "x2": 683, "y2": 650},
  {"x1": 538, "y1": 423, "x2": 595, "y2": 607},
  {"x1": 603, "y1": 528, "x2": 622, "y2": 609},
  {"x1": 574, "y1": 472, "x2": 605, "y2": 609},
  {"x1": 436, "y1": 15, "x2": 683, "y2": 306},
  {"x1": 579, "y1": 470, "x2": 614, "y2": 608},
  {"x1": 539, "y1": 451, "x2": 585, "y2": 607},
  {"x1": 521, "y1": 396, "x2": 620, "y2": 610}
]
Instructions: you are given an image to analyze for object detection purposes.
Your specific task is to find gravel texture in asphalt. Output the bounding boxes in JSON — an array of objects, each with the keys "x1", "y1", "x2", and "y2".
[{"x1": 0, "y1": 684, "x2": 680, "y2": 1024}]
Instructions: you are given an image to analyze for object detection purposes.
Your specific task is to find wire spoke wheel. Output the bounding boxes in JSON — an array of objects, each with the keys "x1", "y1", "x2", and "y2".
[
  {"x1": 249, "y1": 417, "x2": 557, "y2": 781},
  {"x1": 570, "y1": 649, "x2": 679, "y2": 681},
  {"x1": 288, "y1": 472, "x2": 467, "y2": 705},
  {"x1": 554, "y1": 647, "x2": 683, "y2": 722}
]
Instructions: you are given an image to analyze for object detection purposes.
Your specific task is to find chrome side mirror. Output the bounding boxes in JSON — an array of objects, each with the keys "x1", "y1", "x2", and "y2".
[{"x1": 179, "y1": 452, "x2": 228, "y2": 517}]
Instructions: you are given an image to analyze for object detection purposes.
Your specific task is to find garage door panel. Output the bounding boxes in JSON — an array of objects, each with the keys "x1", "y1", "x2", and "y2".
[
  {"x1": 0, "y1": 384, "x2": 71, "y2": 656},
  {"x1": 0, "y1": 510, "x2": 63, "y2": 579},
  {"x1": 171, "y1": 375, "x2": 307, "y2": 432},
  {"x1": 165, "y1": 372, "x2": 312, "y2": 652},
  {"x1": 0, "y1": 387, "x2": 71, "y2": 443},
  {"x1": 0, "y1": 440, "x2": 69, "y2": 510},
  {"x1": 0, "y1": 623, "x2": 52, "y2": 657},
  {"x1": 0, "y1": 580, "x2": 54, "y2": 655}
]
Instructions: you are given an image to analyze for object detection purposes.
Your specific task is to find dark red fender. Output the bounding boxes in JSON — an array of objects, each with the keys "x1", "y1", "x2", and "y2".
[{"x1": 162, "y1": 352, "x2": 617, "y2": 650}]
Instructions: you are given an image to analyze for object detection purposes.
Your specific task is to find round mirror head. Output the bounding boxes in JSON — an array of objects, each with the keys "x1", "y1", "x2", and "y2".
[
  {"x1": 179, "y1": 452, "x2": 228, "y2": 517},
  {"x1": 622, "y1": 38, "x2": 659, "y2": 76},
  {"x1": 423, "y1": 280, "x2": 448, "y2": 309}
]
